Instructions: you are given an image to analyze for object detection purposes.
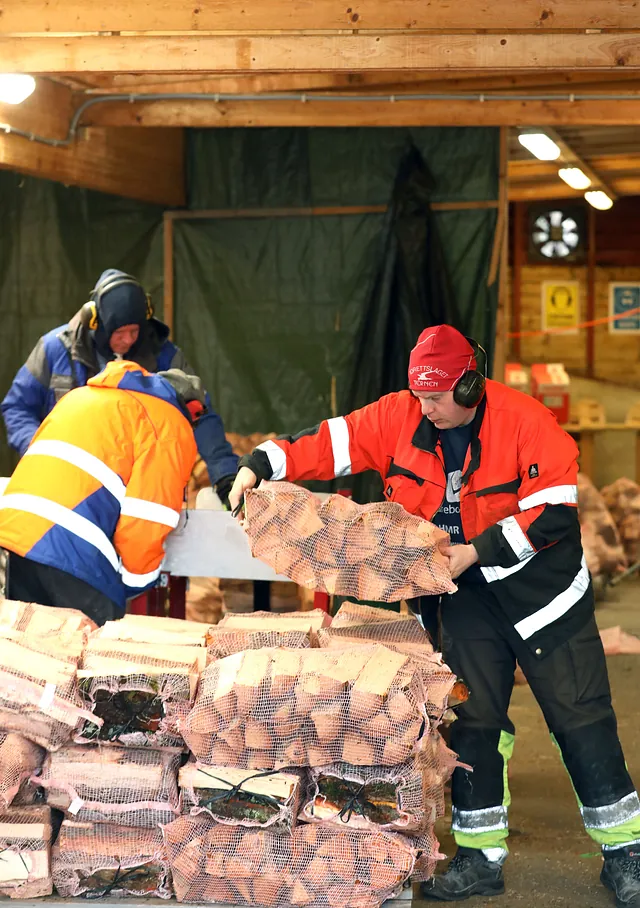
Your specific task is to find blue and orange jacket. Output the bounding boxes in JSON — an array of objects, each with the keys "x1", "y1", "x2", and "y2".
[{"x1": 0, "y1": 361, "x2": 197, "y2": 609}]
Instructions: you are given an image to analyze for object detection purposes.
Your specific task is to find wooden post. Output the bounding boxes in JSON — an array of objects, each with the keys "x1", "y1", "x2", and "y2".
[
  {"x1": 512, "y1": 202, "x2": 525, "y2": 361},
  {"x1": 491, "y1": 126, "x2": 509, "y2": 381},
  {"x1": 163, "y1": 212, "x2": 175, "y2": 338},
  {"x1": 586, "y1": 205, "x2": 596, "y2": 379}
]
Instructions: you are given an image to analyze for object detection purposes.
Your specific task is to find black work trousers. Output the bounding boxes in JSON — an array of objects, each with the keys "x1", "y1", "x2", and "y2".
[
  {"x1": 6, "y1": 552, "x2": 120, "y2": 627},
  {"x1": 418, "y1": 582, "x2": 639, "y2": 851}
]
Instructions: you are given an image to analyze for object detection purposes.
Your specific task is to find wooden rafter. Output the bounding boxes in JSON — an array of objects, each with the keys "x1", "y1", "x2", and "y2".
[
  {"x1": 1, "y1": 0, "x2": 639, "y2": 34},
  {"x1": 5, "y1": 34, "x2": 640, "y2": 74},
  {"x1": 543, "y1": 125, "x2": 618, "y2": 199}
]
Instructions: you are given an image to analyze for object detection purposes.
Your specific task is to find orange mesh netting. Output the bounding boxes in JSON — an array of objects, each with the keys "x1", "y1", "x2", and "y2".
[
  {"x1": 0, "y1": 806, "x2": 53, "y2": 898},
  {"x1": 182, "y1": 645, "x2": 454, "y2": 769},
  {"x1": 74, "y1": 638, "x2": 205, "y2": 748},
  {"x1": 52, "y1": 821, "x2": 172, "y2": 899},
  {"x1": 243, "y1": 483, "x2": 455, "y2": 601},
  {"x1": 318, "y1": 607, "x2": 434, "y2": 656},
  {"x1": 0, "y1": 734, "x2": 44, "y2": 808},
  {"x1": 208, "y1": 610, "x2": 330, "y2": 660},
  {"x1": 0, "y1": 600, "x2": 97, "y2": 638},
  {"x1": 163, "y1": 814, "x2": 422, "y2": 908},
  {"x1": 180, "y1": 761, "x2": 304, "y2": 833},
  {"x1": 93, "y1": 614, "x2": 210, "y2": 648},
  {"x1": 0, "y1": 627, "x2": 98, "y2": 751},
  {"x1": 37, "y1": 745, "x2": 181, "y2": 828}
]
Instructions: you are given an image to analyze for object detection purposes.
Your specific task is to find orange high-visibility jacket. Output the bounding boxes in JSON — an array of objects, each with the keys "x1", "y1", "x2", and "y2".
[
  {"x1": 0, "y1": 361, "x2": 197, "y2": 609},
  {"x1": 240, "y1": 379, "x2": 592, "y2": 656}
]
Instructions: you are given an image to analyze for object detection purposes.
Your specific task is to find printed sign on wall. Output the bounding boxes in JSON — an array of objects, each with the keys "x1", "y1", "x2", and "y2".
[
  {"x1": 541, "y1": 281, "x2": 580, "y2": 333},
  {"x1": 609, "y1": 283, "x2": 640, "y2": 334}
]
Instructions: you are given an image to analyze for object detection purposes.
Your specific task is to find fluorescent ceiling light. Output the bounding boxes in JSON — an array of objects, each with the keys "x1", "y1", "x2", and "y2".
[
  {"x1": 558, "y1": 167, "x2": 591, "y2": 191},
  {"x1": 518, "y1": 132, "x2": 561, "y2": 161},
  {"x1": 584, "y1": 190, "x2": 613, "y2": 211},
  {"x1": 0, "y1": 74, "x2": 36, "y2": 105}
]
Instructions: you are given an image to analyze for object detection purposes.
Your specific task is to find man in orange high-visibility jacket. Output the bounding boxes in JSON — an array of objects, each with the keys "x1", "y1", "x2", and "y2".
[
  {"x1": 0, "y1": 360, "x2": 201, "y2": 626},
  {"x1": 229, "y1": 325, "x2": 640, "y2": 908}
]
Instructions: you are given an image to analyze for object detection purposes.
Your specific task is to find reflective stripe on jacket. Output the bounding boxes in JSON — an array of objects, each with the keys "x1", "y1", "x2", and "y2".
[
  {"x1": 0, "y1": 361, "x2": 197, "y2": 609},
  {"x1": 240, "y1": 379, "x2": 592, "y2": 655}
]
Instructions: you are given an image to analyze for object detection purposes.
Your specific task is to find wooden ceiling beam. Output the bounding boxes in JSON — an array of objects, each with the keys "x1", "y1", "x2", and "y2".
[
  {"x1": 0, "y1": 77, "x2": 72, "y2": 140},
  {"x1": 1, "y1": 0, "x2": 638, "y2": 34},
  {"x1": 54, "y1": 69, "x2": 640, "y2": 95},
  {"x1": 542, "y1": 125, "x2": 618, "y2": 198},
  {"x1": 5, "y1": 33, "x2": 640, "y2": 74},
  {"x1": 509, "y1": 175, "x2": 640, "y2": 200},
  {"x1": 80, "y1": 96, "x2": 640, "y2": 128}
]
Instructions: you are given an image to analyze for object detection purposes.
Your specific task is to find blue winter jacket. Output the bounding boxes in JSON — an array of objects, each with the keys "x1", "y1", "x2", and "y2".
[{"x1": 1, "y1": 308, "x2": 238, "y2": 487}]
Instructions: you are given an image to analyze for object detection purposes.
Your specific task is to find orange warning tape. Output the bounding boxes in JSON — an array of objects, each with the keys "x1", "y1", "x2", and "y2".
[{"x1": 507, "y1": 306, "x2": 640, "y2": 338}]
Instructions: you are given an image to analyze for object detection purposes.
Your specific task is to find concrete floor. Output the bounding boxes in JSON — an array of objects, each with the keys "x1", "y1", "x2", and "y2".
[{"x1": 416, "y1": 578, "x2": 640, "y2": 908}]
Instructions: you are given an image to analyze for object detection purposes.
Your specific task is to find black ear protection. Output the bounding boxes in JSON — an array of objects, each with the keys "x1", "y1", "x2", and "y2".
[
  {"x1": 81, "y1": 272, "x2": 154, "y2": 331},
  {"x1": 452, "y1": 337, "x2": 487, "y2": 409}
]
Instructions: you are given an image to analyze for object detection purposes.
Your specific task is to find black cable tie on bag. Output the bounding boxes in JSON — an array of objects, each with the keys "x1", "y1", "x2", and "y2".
[
  {"x1": 80, "y1": 864, "x2": 150, "y2": 899},
  {"x1": 337, "y1": 781, "x2": 370, "y2": 823},
  {"x1": 198, "y1": 768, "x2": 284, "y2": 810}
]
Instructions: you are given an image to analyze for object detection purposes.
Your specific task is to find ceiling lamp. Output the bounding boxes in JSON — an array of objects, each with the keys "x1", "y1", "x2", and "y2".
[
  {"x1": 584, "y1": 190, "x2": 614, "y2": 211},
  {"x1": 558, "y1": 167, "x2": 592, "y2": 191},
  {"x1": 518, "y1": 132, "x2": 561, "y2": 161},
  {"x1": 0, "y1": 74, "x2": 36, "y2": 105}
]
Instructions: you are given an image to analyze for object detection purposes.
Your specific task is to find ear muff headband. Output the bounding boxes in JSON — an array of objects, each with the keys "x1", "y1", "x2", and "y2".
[
  {"x1": 452, "y1": 337, "x2": 488, "y2": 409},
  {"x1": 84, "y1": 273, "x2": 154, "y2": 330}
]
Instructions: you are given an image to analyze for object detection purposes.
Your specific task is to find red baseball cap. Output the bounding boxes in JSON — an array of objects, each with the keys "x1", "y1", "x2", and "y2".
[{"x1": 408, "y1": 325, "x2": 476, "y2": 392}]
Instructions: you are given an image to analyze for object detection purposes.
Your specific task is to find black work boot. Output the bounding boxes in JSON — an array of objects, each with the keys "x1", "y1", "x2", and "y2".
[
  {"x1": 601, "y1": 845, "x2": 640, "y2": 908},
  {"x1": 420, "y1": 846, "x2": 505, "y2": 901}
]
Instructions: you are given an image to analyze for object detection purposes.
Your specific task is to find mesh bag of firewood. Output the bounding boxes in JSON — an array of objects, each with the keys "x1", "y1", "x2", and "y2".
[
  {"x1": 93, "y1": 614, "x2": 210, "y2": 648},
  {"x1": 207, "y1": 610, "x2": 330, "y2": 660},
  {"x1": 601, "y1": 477, "x2": 640, "y2": 564},
  {"x1": 577, "y1": 473, "x2": 626, "y2": 577},
  {"x1": 74, "y1": 638, "x2": 205, "y2": 748},
  {"x1": 0, "y1": 734, "x2": 44, "y2": 808},
  {"x1": 0, "y1": 806, "x2": 53, "y2": 898},
  {"x1": 183, "y1": 645, "x2": 454, "y2": 769},
  {"x1": 0, "y1": 626, "x2": 97, "y2": 750},
  {"x1": 180, "y1": 761, "x2": 304, "y2": 833},
  {"x1": 52, "y1": 820, "x2": 172, "y2": 898},
  {"x1": 163, "y1": 814, "x2": 424, "y2": 907},
  {"x1": 243, "y1": 482, "x2": 455, "y2": 601},
  {"x1": 0, "y1": 600, "x2": 97, "y2": 638},
  {"x1": 37, "y1": 745, "x2": 181, "y2": 827},
  {"x1": 318, "y1": 606, "x2": 434, "y2": 656}
]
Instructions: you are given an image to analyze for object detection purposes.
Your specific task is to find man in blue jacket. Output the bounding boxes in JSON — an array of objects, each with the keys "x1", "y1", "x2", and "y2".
[{"x1": 1, "y1": 269, "x2": 238, "y2": 504}]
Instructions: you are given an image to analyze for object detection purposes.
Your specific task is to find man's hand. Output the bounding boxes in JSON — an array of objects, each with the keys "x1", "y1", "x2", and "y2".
[
  {"x1": 442, "y1": 543, "x2": 479, "y2": 579},
  {"x1": 228, "y1": 466, "x2": 258, "y2": 518},
  {"x1": 214, "y1": 474, "x2": 235, "y2": 510}
]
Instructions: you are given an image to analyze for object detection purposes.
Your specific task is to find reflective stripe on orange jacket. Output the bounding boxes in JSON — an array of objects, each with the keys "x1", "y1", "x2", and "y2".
[
  {"x1": 0, "y1": 361, "x2": 197, "y2": 609},
  {"x1": 240, "y1": 380, "x2": 592, "y2": 655}
]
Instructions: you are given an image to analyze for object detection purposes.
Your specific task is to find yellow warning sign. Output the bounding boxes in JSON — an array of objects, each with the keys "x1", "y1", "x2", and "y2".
[{"x1": 541, "y1": 281, "x2": 580, "y2": 333}]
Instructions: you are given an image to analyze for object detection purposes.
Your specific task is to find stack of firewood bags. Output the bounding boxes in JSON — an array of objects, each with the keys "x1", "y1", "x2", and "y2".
[
  {"x1": 43, "y1": 613, "x2": 208, "y2": 899},
  {"x1": 206, "y1": 609, "x2": 331, "y2": 659},
  {"x1": 171, "y1": 600, "x2": 457, "y2": 906},
  {"x1": 244, "y1": 482, "x2": 456, "y2": 602},
  {"x1": 601, "y1": 477, "x2": 640, "y2": 566},
  {"x1": 0, "y1": 601, "x2": 97, "y2": 897},
  {"x1": 577, "y1": 473, "x2": 627, "y2": 579}
]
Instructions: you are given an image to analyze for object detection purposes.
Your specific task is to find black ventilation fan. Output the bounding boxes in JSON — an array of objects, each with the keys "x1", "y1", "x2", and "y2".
[{"x1": 528, "y1": 205, "x2": 586, "y2": 264}]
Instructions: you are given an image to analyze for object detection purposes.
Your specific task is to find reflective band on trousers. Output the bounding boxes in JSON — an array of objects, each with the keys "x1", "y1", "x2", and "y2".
[
  {"x1": 514, "y1": 555, "x2": 589, "y2": 640},
  {"x1": 256, "y1": 440, "x2": 287, "y2": 481},
  {"x1": 581, "y1": 792, "x2": 640, "y2": 830},
  {"x1": 519, "y1": 484, "x2": 578, "y2": 511},
  {"x1": 327, "y1": 416, "x2": 352, "y2": 478},
  {"x1": 451, "y1": 806, "x2": 508, "y2": 834}
]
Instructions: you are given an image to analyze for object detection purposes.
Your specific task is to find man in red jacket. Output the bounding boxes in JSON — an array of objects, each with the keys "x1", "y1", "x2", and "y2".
[{"x1": 230, "y1": 325, "x2": 640, "y2": 907}]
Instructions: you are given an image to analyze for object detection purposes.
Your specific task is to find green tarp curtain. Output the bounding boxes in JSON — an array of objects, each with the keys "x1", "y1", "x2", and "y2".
[{"x1": 0, "y1": 125, "x2": 499, "y2": 478}]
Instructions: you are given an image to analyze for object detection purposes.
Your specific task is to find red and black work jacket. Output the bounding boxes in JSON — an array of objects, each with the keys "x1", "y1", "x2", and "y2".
[{"x1": 240, "y1": 379, "x2": 592, "y2": 657}]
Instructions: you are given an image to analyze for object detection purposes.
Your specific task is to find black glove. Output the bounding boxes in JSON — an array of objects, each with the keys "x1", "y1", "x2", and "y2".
[{"x1": 215, "y1": 474, "x2": 236, "y2": 510}]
